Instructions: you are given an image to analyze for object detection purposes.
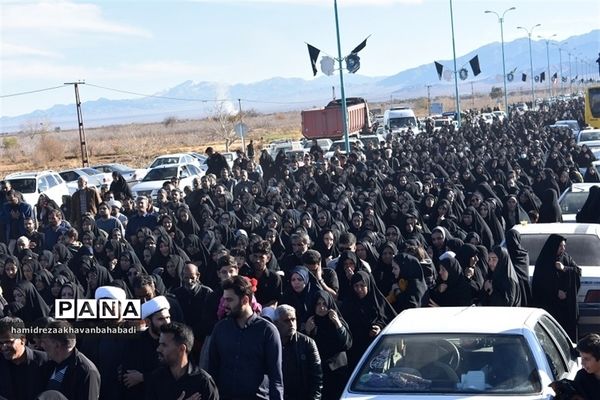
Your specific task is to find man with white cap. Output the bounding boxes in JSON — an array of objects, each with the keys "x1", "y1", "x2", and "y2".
[
  {"x1": 120, "y1": 295, "x2": 171, "y2": 400},
  {"x1": 108, "y1": 199, "x2": 128, "y2": 229}
]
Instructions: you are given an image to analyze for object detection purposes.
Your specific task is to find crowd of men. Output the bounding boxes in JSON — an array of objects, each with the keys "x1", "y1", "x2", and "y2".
[{"x1": 1, "y1": 96, "x2": 600, "y2": 400}]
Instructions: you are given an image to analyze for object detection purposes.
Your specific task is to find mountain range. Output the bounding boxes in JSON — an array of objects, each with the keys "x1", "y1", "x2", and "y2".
[{"x1": 1, "y1": 29, "x2": 598, "y2": 133}]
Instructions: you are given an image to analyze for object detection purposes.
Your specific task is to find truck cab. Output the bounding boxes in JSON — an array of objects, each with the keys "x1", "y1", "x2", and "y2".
[{"x1": 384, "y1": 106, "x2": 420, "y2": 134}]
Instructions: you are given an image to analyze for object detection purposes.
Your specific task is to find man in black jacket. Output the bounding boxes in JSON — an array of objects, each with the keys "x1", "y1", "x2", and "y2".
[
  {"x1": 145, "y1": 322, "x2": 219, "y2": 400},
  {"x1": 274, "y1": 305, "x2": 323, "y2": 400},
  {"x1": 0, "y1": 317, "x2": 51, "y2": 400},
  {"x1": 205, "y1": 147, "x2": 229, "y2": 176},
  {"x1": 39, "y1": 320, "x2": 101, "y2": 400}
]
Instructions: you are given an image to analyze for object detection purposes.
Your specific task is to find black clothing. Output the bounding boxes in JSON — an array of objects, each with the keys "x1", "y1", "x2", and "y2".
[
  {"x1": 480, "y1": 246, "x2": 521, "y2": 306},
  {"x1": 281, "y1": 332, "x2": 322, "y2": 400},
  {"x1": 387, "y1": 253, "x2": 427, "y2": 312},
  {"x1": 0, "y1": 346, "x2": 51, "y2": 400},
  {"x1": 429, "y1": 256, "x2": 474, "y2": 307},
  {"x1": 251, "y1": 267, "x2": 283, "y2": 306},
  {"x1": 172, "y1": 283, "x2": 213, "y2": 343},
  {"x1": 504, "y1": 228, "x2": 532, "y2": 306},
  {"x1": 574, "y1": 368, "x2": 600, "y2": 400},
  {"x1": 531, "y1": 234, "x2": 581, "y2": 341},
  {"x1": 145, "y1": 362, "x2": 219, "y2": 400},
  {"x1": 46, "y1": 348, "x2": 101, "y2": 400},
  {"x1": 538, "y1": 188, "x2": 563, "y2": 223},
  {"x1": 121, "y1": 329, "x2": 161, "y2": 400}
]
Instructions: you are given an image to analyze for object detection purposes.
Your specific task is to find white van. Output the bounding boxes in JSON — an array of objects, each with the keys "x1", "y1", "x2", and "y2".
[{"x1": 384, "y1": 106, "x2": 420, "y2": 134}]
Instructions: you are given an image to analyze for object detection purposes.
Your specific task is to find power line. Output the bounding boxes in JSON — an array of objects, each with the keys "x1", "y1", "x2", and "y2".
[
  {"x1": 85, "y1": 83, "x2": 217, "y2": 102},
  {"x1": 0, "y1": 85, "x2": 66, "y2": 98}
]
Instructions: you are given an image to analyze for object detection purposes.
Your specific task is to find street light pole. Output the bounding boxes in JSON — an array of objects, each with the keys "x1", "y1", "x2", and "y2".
[
  {"x1": 485, "y1": 7, "x2": 516, "y2": 114},
  {"x1": 556, "y1": 43, "x2": 566, "y2": 95},
  {"x1": 517, "y1": 23, "x2": 540, "y2": 108},
  {"x1": 449, "y1": 0, "x2": 461, "y2": 128},
  {"x1": 538, "y1": 34, "x2": 557, "y2": 99},
  {"x1": 333, "y1": 0, "x2": 350, "y2": 154},
  {"x1": 568, "y1": 51, "x2": 573, "y2": 94}
]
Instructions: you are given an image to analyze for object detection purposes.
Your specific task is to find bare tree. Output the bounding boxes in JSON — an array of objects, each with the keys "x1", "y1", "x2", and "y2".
[
  {"x1": 20, "y1": 118, "x2": 52, "y2": 140},
  {"x1": 209, "y1": 101, "x2": 239, "y2": 152}
]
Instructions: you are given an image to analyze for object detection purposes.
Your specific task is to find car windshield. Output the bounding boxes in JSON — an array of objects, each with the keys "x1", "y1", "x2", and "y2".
[
  {"x1": 150, "y1": 157, "x2": 180, "y2": 168},
  {"x1": 520, "y1": 233, "x2": 600, "y2": 266},
  {"x1": 82, "y1": 168, "x2": 102, "y2": 176},
  {"x1": 350, "y1": 334, "x2": 541, "y2": 395},
  {"x1": 8, "y1": 178, "x2": 36, "y2": 194},
  {"x1": 112, "y1": 164, "x2": 134, "y2": 173},
  {"x1": 142, "y1": 167, "x2": 178, "y2": 182},
  {"x1": 389, "y1": 117, "x2": 416, "y2": 129},
  {"x1": 580, "y1": 131, "x2": 600, "y2": 142}
]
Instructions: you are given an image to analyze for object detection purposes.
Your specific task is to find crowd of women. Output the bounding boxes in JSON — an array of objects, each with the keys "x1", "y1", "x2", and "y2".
[{"x1": 1, "y1": 95, "x2": 599, "y2": 399}]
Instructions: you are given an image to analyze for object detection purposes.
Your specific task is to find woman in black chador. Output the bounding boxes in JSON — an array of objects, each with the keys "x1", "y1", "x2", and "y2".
[{"x1": 532, "y1": 234, "x2": 581, "y2": 341}]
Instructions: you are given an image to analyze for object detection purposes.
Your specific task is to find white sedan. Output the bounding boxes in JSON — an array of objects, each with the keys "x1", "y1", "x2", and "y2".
[
  {"x1": 342, "y1": 307, "x2": 580, "y2": 399},
  {"x1": 130, "y1": 163, "x2": 202, "y2": 200},
  {"x1": 59, "y1": 168, "x2": 113, "y2": 195}
]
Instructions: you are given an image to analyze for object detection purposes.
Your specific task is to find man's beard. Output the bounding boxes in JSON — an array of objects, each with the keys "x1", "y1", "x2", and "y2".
[{"x1": 226, "y1": 302, "x2": 243, "y2": 319}]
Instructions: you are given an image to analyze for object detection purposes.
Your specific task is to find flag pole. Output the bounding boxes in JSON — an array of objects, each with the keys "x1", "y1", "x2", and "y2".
[{"x1": 334, "y1": 0, "x2": 350, "y2": 154}]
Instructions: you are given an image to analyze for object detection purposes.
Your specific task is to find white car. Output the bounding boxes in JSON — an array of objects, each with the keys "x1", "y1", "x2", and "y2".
[
  {"x1": 148, "y1": 153, "x2": 200, "y2": 169},
  {"x1": 492, "y1": 111, "x2": 507, "y2": 122},
  {"x1": 325, "y1": 138, "x2": 364, "y2": 159},
  {"x1": 342, "y1": 307, "x2": 580, "y2": 399},
  {"x1": 130, "y1": 163, "x2": 203, "y2": 200},
  {"x1": 5, "y1": 170, "x2": 70, "y2": 206},
  {"x1": 92, "y1": 163, "x2": 148, "y2": 183},
  {"x1": 576, "y1": 128, "x2": 600, "y2": 146},
  {"x1": 507, "y1": 222, "x2": 600, "y2": 337},
  {"x1": 554, "y1": 120, "x2": 580, "y2": 137},
  {"x1": 558, "y1": 183, "x2": 599, "y2": 222},
  {"x1": 59, "y1": 168, "x2": 113, "y2": 195}
]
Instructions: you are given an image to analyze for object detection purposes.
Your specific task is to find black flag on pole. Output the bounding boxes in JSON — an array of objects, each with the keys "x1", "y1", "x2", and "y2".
[
  {"x1": 350, "y1": 36, "x2": 370, "y2": 55},
  {"x1": 552, "y1": 72, "x2": 558, "y2": 82},
  {"x1": 522, "y1": 73, "x2": 527, "y2": 82},
  {"x1": 469, "y1": 55, "x2": 481, "y2": 76},
  {"x1": 540, "y1": 72, "x2": 546, "y2": 82},
  {"x1": 306, "y1": 43, "x2": 321, "y2": 76},
  {"x1": 434, "y1": 61, "x2": 444, "y2": 80}
]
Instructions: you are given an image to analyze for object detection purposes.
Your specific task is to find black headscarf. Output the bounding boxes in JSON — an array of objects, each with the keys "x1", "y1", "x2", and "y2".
[
  {"x1": 531, "y1": 234, "x2": 581, "y2": 340},
  {"x1": 429, "y1": 256, "x2": 474, "y2": 307},
  {"x1": 388, "y1": 253, "x2": 427, "y2": 312},
  {"x1": 14, "y1": 280, "x2": 50, "y2": 322},
  {"x1": 538, "y1": 188, "x2": 563, "y2": 223},
  {"x1": 576, "y1": 185, "x2": 600, "y2": 223},
  {"x1": 484, "y1": 246, "x2": 521, "y2": 306},
  {"x1": 504, "y1": 228, "x2": 532, "y2": 306}
]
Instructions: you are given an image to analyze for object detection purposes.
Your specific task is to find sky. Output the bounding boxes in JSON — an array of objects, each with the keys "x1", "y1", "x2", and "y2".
[{"x1": 1, "y1": 0, "x2": 599, "y2": 117}]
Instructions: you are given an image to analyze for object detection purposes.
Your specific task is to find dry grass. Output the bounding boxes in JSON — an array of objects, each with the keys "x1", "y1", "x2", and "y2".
[
  {"x1": 0, "y1": 111, "x2": 302, "y2": 176},
  {"x1": 0, "y1": 91, "x2": 521, "y2": 176}
]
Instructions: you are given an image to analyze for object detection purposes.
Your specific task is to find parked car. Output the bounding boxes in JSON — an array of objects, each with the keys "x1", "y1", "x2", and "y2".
[
  {"x1": 554, "y1": 119, "x2": 580, "y2": 137},
  {"x1": 507, "y1": 222, "x2": 600, "y2": 337},
  {"x1": 92, "y1": 163, "x2": 148, "y2": 183},
  {"x1": 59, "y1": 168, "x2": 113, "y2": 195},
  {"x1": 187, "y1": 153, "x2": 208, "y2": 172},
  {"x1": 130, "y1": 163, "x2": 202, "y2": 200},
  {"x1": 5, "y1": 170, "x2": 70, "y2": 207},
  {"x1": 576, "y1": 128, "x2": 600, "y2": 146},
  {"x1": 342, "y1": 307, "x2": 580, "y2": 399},
  {"x1": 558, "y1": 183, "x2": 599, "y2": 221},
  {"x1": 324, "y1": 137, "x2": 363, "y2": 159},
  {"x1": 148, "y1": 153, "x2": 200, "y2": 169},
  {"x1": 303, "y1": 138, "x2": 333, "y2": 153}
]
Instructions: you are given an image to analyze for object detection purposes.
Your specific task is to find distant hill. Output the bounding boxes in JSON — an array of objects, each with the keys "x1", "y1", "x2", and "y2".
[{"x1": 1, "y1": 29, "x2": 598, "y2": 133}]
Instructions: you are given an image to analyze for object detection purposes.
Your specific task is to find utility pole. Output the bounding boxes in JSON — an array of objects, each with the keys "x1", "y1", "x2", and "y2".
[
  {"x1": 426, "y1": 85, "x2": 431, "y2": 115},
  {"x1": 238, "y1": 98, "x2": 245, "y2": 153},
  {"x1": 64, "y1": 81, "x2": 89, "y2": 167}
]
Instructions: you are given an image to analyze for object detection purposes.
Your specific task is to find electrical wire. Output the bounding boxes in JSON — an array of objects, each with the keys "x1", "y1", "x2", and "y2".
[{"x1": 0, "y1": 85, "x2": 66, "y2": 98}]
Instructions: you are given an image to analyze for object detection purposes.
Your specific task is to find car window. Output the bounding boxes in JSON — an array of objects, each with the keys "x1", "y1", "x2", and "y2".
[
  {"x1": 534, "y1": 323, "x2": 567, "y2": 379},
  {"x1": 9, "y1": 178, "x2": 36, "y2": 194},
  {"x1": 350, "y1": 334, "x2": 540, "y2": 394},
  {"x1": 59, "y1": 171, "x2": 78, "y2": 182},
  {"x1": 53, "y1": 174, "x2": 65, "y2": 184},
  {"x1": 83, "y1": 168, "x2": 101, "y2": 175},
  {"x1": 539, "y1": 316, "x2": 577, "y2": 366},
  {"x1": 142, "y1": 167, "x2": 178, "y2": 181},
  {"x1": 560, "y1": 191, "x2": 591, "y2": 214},
  {"x1": 45, "y1": 174, "x2": 58, "y2": 187},
  {"x1": 188, "y1": 165, "x2": 200, "y2": 175},
  {"x1": 37, "y1": 176, "x2": 49, "y2": 193},
  {"x1": 520, "y1": 233, "x2": 600, "y2": 266}
]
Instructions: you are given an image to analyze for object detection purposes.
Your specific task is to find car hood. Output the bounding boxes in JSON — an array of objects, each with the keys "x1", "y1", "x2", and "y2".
[{"x1": 131, "y1": 181, "x2": 163, "y2": 191}]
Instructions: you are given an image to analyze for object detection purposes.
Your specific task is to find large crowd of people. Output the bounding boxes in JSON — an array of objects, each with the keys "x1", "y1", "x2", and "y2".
[{"x1": 1, "y1": 96, "x2": 599, "y2": 400}]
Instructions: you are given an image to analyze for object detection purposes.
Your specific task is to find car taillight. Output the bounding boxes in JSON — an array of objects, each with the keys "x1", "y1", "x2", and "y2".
[{"x1": 584, "y1": 290, "x2": 600, "y2": 303}]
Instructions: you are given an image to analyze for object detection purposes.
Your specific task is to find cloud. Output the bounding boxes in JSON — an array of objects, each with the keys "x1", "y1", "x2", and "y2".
[
  {"x1": 3, "y1": 1, "x2": 151, "y2": 38},
  {"x1": 1, "y1": 43, "x2": 62, "y2": 59}
]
